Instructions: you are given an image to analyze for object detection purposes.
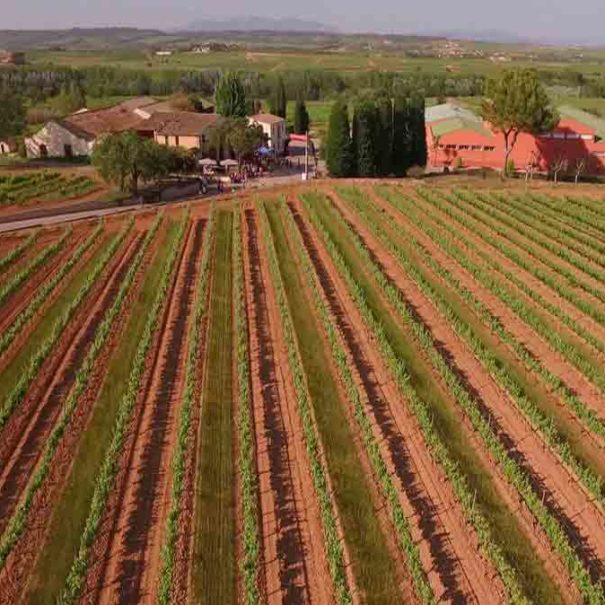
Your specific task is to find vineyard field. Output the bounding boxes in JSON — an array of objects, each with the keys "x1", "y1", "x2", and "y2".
[{"x1": 1, "y1": 182, "x2": 605, "y2": 605}]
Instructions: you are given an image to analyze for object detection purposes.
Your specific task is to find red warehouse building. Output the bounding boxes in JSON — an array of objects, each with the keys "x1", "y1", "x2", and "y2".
[{"x1": 426, "y1": 103, "x2": 605, "y2": 176}]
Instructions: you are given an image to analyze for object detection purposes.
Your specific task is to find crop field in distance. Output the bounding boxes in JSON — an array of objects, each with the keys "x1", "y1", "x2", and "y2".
[{"x1": 2, "y1": 181, "x2": 605, "y2": 604}]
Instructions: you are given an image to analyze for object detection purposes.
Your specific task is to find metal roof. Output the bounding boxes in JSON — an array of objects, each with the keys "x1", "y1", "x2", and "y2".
[
  {"x1": 431, "y1": 117, "x2": 492, "y2": 138},
  {"x1": 558, "y1": 106, "x2": 605, "y2": 139},
  {"x1": 425, "y1": 103, "x2": 482, "y2": 124}
]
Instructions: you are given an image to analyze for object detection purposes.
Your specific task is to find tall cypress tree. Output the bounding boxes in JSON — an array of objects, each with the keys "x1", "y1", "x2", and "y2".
[
  {"x1": 325, "y1": 100, "x2": 354, "y2": 178},
  {"x1": 375, "y1": 95, "x2": 393, "y2": 176},
  {"x1": 215, "y1": 71, "x2": 247, "y2": 118},
  {"x1": 352, "y1": 99, "x2": 379, "y2": 178},
  {"x1": 270, "y1": 76, "x2": 287, "y2": 118},
  {"x1": 392, "y1": 96, "x2": 412, "y2": 176},
  {"x1": 293, "y1": 98, "x2": 310, "y2": 134},
  {"x1": 409, "y1": 93, "x2": 427, "y2": 167}
]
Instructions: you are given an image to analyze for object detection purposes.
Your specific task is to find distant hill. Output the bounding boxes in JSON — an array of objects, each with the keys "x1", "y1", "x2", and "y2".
[
  {"x1": 0, "y1": 27, "x2": 177, "y2": 50},
  {"x1": 183, "y1": 17, "x2": 337, "y2": 34}
]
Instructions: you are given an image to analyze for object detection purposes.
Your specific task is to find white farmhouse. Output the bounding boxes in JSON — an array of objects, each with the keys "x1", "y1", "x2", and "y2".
[{"x1": 248, "y1": 113, "x2": 287, "y2": 155}]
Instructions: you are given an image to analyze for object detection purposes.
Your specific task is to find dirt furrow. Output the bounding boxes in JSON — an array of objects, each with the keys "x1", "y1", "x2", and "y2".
[
  {"x1": 291, "y1": 197, "x2": 505, "y2": 605},
  {"x1": 0, "y1": 232, "x2": 141, "y2": 534},
  {"x1": 375, "y1": 189, "x2": 605, "y2": 436},
  {"x1": 243, "y1": 208, "x2": 319, "y2": 604},
  {"x1": 0, "y1": 226, "x2": 90, "y2": 335},
  {"x1": 0, "y1": 224, "x2": 152, "y2": 605},
  {"x1": 92, "y1": 221, "x2": 201, "y2": 605},
  {"x1": 429, "y1": 190, "x2": 605, "y2": 352},
  {"x1": 255, "y1": 204, "x2": 341, "y2": 604},
  {"x1": 330, "y1": 188, "x2": 605, "y2": 593}
]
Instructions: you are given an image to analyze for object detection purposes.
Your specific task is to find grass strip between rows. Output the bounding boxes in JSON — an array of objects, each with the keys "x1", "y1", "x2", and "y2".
[
  {"x1": 232, "y1": 204, "x2": 262, "y2": 604},
  {"x1": 280, "y1": 198, "x2": 435, "y2": 604},
  {"x1": 259, "y1": 202, "x2": 353, "y2": 605},
  {"x1": 303, "y1": 191, "x2": 541, "y2": 604},
  {"x1": 0, "y1": 214, "x2": 161, "y2": 570},
  {"x1": 0, "y1": 226, "x2": 71, "y2": 307},
  {"x1": 0, "y1": 230, "x2": 38, "y2": 273},
  {"x1": 0, "y1": 221, "x2": 104, "y2": 357},
  {"x1": 55, "y1": 212, "x2": 188, "y2": 605},
  {"x1": 191, "y1": 210, "x2": 236, "y2": 604},
  {"x1": 329, "y1": 187, "x2": 604, "y2": 605},
  {"x1": 378, "y1": 186, "x2": 605, "y2": 471},
  {"x1": 0, "y1": 219, "x2": 133, "y2": 430},
  {"x1": 156, "y1": 207, "x2": 217, "y2": 605}
]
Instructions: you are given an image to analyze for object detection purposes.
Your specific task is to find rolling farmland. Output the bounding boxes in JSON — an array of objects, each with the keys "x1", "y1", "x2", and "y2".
[{"x1": 1, "y1": 183, "x2": 605, "y2": 604}]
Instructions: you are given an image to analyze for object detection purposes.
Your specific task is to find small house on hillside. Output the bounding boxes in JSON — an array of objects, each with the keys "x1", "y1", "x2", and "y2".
[
  {"x1": 25, "y1": 120, "x2": 96, "y2": 158},
  {"x1": 0, "y1": 138, "x2": 17, "y2": 155},
  {"x1": 248, "y1": 113, "x2": 287, "y2": 155},
  {"x1": 0, "y1": 51, "x2": 25, "y2": 65}
]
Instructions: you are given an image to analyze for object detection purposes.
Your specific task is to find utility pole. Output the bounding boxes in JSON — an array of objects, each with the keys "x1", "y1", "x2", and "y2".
[{"x1": 304, "y1": 129, "x2": 309, "y2": 181}]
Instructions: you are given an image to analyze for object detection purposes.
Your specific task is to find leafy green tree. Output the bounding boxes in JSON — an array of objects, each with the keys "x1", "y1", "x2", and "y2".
[
  {"x1": 270, "y1": 76, "x2": 287, "y2": 119},
  {"x1": 293, "y1": 98, "x2": 310, "y2": 134},
  {"x1": 352, "y1": 99, "x2": 379, "y2": 177},
  {"x1": 0, "y1": 89, "x2": 26, "y2": 139},
  {"x1": 226, "y1": 118, "x2": 266, "y2": 165},
  {"x1": 325, "y1": 100, "x2": 354, "y2": 178},
  {"x1": 92, "y1": 131, "x2": 177, "y2": 197},
  {"x1": 57, "y1": 80, "x2": 86, "y2": 115},
  {"x1": 482, "y1": 68, "x2": 558, "y2": 174},
  {"x1": 215, "y1": 71, "x2": 247, "y2": 118}
]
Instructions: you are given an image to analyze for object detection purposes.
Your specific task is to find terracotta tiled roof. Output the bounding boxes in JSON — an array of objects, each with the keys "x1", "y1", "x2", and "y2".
[
  {"x1": 142, "y1": 112, "x2": 222, "y2": 136},
  {"x1": 63, "y1": 106, "x2": 148, "y2": 137},
  {"x1": 249, "y1": 113, "x2": 285, "y2": 125}
]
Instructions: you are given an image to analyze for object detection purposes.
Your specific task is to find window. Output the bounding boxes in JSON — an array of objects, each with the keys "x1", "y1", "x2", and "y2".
[
  {"x1": 483, "y1": 146, "x2": 495, "y2": 152},
  {"x1": 582, "y1": 134, "x2": 594, "y2": 141},
  {"x1": 39, "y1": 144, "x2": 48, "y2": 158},
  {"x1": 64, "y1": 144, "x2": 73, "y2": 158},
  {"x1": 566, "y1": 133, "x2": 580, "y2": 140},
  {"x1": 471, "y1": 145, "x2": 482, "y2": 151},
  {"x1": 458, "y1": 145, "x2": 470, "y2": 150},
  {"x1": 539, "y1": 133, "x2": 552, "y2": 139},
  {"x1": 553, "y1": 133, "x2": 566, "y2": 139},
  {"x1": 446, "y1": 144, "x2": 456, "y2": 150}
]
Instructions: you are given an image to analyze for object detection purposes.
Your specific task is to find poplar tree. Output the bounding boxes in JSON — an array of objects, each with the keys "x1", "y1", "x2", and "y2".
[
  {"x1": 325, "y1": 100, "x2": 354, "y2": 178},
  {"x1": 215, "y1": 71, "x2": 247, "y2": 118},
  {"x1": 352, "y1": 99, "x2": 379, "y2": 177},
  {"x1": 293, "y1": 98, "x2": 310, "y2": 134}
]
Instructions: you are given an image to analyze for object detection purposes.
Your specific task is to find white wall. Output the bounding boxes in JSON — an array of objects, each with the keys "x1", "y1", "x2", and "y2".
[{"x1": 25, "y1": 122, "x2": 95, "y2": 158}]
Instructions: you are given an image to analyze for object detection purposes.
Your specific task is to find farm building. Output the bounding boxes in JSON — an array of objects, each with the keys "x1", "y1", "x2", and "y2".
[
  {"x1": 426, "y1": 102, "x2": 605, "y2": 176},
  {"x1": 0, "y1": 138, "x2": 17, "y2": 155},
  {"x1": 248, "y1": 113, "x2": 287, "y2": 155},
  {"x1": 138, "y1": 111, "x2": 222, "y2": 151},
  {"x1": 24, "y1": 97, "x2": 182, "y2": 158},
  {"x1": 0, "y1": 50, "x2": 25, "y2": 65}
]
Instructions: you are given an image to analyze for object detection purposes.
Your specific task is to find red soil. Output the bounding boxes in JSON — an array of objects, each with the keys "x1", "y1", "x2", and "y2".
[
  {"x1": 88, "y1": 221, "x2": 201, "y2": 605},
  {"x1": 0, "y1": 226, "x2": 91, "y2": 329},
  {"x1": 377, "y1": 188, "x2": 605, "y2": 451},
  {"x1": 325, "y1": 188, "x2": 584, "y2": 602},
  {"x1": 0, "y1": 226, "x2": 148, "y2": 604},
  {"x1": 243, "y1": 207, "x2": 335, "y2": 604},
  {"x1": 0, "y1": 232, "x2": 140, "y2": 535},
  {"x1": 291, "y1": 196, "x2": 506, "y2": 604}
]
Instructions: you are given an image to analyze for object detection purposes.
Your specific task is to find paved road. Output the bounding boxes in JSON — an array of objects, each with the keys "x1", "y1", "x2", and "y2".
[{"x1": 0, "y1": 202, "x2": 146, "y2": 233}]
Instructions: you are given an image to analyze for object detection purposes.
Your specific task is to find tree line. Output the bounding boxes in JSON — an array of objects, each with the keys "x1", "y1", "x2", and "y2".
[{"x1": 326, "y1": 94, "x2": 427, "y2": 177}]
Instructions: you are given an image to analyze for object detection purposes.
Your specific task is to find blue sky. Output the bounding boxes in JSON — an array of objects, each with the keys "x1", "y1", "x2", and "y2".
[{"x1": 3, "y1": 0, "x2": 605, "y2": 45}]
